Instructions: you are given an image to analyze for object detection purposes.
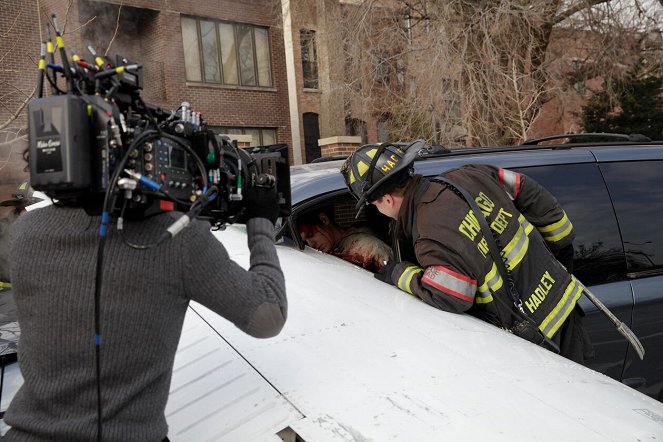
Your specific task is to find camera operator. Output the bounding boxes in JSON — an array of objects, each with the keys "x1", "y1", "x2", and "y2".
[{"x1": 3, "y1": 184, "x2": 287, "y2": 441}]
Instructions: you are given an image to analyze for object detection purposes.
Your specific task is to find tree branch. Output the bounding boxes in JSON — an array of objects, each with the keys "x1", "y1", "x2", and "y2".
[
  {"x1": 554, "y1": 0, "x2": 612, "y2": 25},
  {"x1": 105, "y1": 2, "x2": 123, "y2": 56},
  {"x1": 0, "y1": 5, "x2": 23, "y2": 38},
  {"x1": 0, "y1": 88, "x2": 36, "y2": 131}
]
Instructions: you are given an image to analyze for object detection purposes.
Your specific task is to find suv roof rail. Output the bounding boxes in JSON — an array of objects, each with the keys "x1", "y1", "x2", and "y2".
[
  {"x1": 418, "y1": 144, "x2": 452, "y2": 156},
  {"x1": 522, "y1": 133, "x2": 652, "y2": 145},
  {"x1": 310, "y1": 155, "x2": 348, "y2": 163}
]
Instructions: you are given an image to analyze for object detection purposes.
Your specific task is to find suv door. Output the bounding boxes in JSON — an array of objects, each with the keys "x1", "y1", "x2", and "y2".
[
  {"x1": 513, "y1": 163, "x2": 631, "y2": 382},
  {"x1": 599, "y1": 160, "x2": 663, "y2": 399}
]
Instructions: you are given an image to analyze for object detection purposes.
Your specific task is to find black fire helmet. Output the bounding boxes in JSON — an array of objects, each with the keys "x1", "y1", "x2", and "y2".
[{"x1": 340, "y1": 139, "x2": 425, "y2": 216}]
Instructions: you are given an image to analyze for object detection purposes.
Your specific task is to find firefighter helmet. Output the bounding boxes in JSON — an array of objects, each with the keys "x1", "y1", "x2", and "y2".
[{"x1": 341, "y1": 139, "x2": 425, "y2": 212}]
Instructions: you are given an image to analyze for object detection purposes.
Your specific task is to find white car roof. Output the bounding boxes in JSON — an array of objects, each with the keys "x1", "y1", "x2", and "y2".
[
  {"x1": 4, "y1": 225, "x2": 663, "y2": 440},
  {"x1": 185, "y1": 226, "x2": 663, "y2": 441}
]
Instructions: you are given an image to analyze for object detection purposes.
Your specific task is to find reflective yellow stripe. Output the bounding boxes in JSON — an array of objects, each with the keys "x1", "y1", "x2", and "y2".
[
  {"x1": 478, "y1": 262, "x2": 503, "y2": 293},
  {"x1": 538, "y1": 213, "x2": 569, "y2": 232},
  {"x1": 539, "y1": 277, "x2": 583, "y2": 338},
  {"x1": 545, "y1": 223, "x2": 573, "y2": 242},
  {"x1": 502, "y1": 215, "x2": 531, "y2": 271},
  {"x1": 521, "y1": 217, "x2": 534, "y2": 235},
  {"x1": 47, "y1": 41, "x2": 54, "y2": 53},
  {"x1": 348, "y1": 170, "x2": 355, "y2": 184},
  {"x1": 95, "y1": 56, "x2": 104, "y2": 67},
  {"x1": 538, "y1": 213, "x2": 573, "y2": 243},
  {"x1": 116, "y1": 66, "x2": 125, "y2": 74},
  {"x1": 0, "y1": 282, "x2": 11, "y2": 289},
  {"x1": 366, "y1": 148, "x2": 377, "y2": 159},
  {"x1": 39, "y1": 59, "x2": 46, "y2": 70},
  {"x1": 357, "y1": 161, "x2": 368, "y2": 176},
  {"x1": 477, "y1": 263, "x2": 501, "y2": 304},
  {"x1": 398, "y1": 266, "x2": 422, "y2": 295},
  {"x1": 56, "y1": 36, "x2": 64, "y2": 48}
]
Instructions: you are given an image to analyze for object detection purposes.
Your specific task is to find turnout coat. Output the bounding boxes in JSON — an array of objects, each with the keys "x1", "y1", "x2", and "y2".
[{"x1": 390, "y1": 164, "x2": 592, "y2": 361}]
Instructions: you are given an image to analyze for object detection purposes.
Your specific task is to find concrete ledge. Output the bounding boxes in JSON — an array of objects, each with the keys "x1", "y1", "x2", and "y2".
[{"x1": 318, "y1": 136, "x2": 362, "y2": 146}]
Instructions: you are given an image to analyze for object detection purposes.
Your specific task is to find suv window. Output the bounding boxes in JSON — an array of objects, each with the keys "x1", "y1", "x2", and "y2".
[
  {"x1": 599, "y1": 161, "x2": 663, "y2": 277},
  {"x1": 514, "y1": 163, "x2": 626, "y2": 286}
]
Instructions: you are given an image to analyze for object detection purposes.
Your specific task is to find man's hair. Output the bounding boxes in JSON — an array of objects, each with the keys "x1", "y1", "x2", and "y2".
[
  {"x1": 297, "y1": 205, "x2": 335, "y2": 227},
  {"x1": 370, "y1": 168, "x2": 412, "y2": 201}
]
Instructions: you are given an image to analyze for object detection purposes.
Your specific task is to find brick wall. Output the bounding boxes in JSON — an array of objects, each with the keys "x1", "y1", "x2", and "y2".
[{"x1": 318, "y1": 135, "x2": 361, "y2": 158}]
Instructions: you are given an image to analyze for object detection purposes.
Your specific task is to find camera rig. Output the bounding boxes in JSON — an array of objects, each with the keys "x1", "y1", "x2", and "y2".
[{"x1": 28, "y1": 17, "x2": 290, "y2": 229}]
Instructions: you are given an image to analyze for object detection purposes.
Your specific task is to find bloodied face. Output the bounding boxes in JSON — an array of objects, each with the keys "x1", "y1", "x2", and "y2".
[{"x1": 299, "y1": 223, "x2": 336, "y2": 253}]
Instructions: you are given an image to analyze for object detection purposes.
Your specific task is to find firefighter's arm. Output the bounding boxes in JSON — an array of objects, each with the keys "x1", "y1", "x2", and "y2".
[
  {"x1": 375, "y1": 259, "x2": 475, "y2": 314},
  {"x1": 469, "y1": 164, "x2": 575, "y2": 252}
]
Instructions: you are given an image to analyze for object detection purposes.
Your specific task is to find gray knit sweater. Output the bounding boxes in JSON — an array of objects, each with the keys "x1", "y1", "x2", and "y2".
[{"x1": 4, "y1": 207, "x2": 287, "y2": 441}]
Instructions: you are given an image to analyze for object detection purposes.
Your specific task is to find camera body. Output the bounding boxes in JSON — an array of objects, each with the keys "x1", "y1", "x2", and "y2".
[{"x1": 28, "y1": 55, "x2": 290, "y2": 226}]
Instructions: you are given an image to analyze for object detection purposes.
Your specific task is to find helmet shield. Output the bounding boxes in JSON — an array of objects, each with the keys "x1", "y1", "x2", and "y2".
[{"x1": 341, "y1": 140, "x2": 425, "y2": 213}]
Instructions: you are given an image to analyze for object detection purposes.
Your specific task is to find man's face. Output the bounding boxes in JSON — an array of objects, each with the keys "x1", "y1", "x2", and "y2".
[{"x1": 299, "y1": 224, "x2": 335, "y2": 253}]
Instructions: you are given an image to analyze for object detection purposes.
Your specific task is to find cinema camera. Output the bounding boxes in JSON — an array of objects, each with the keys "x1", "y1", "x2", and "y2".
[{"x1": 28, "y1": 17, "x2": 290, "y2": 235}]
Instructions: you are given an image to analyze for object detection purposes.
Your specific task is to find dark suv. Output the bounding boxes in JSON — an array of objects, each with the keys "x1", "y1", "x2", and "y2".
[{"x1": 278, "y1": 134, "x2": 663, "y2": 400}]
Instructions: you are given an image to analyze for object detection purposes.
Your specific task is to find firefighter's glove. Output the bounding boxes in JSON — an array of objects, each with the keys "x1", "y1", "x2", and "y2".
[
  {"x1": 374, "y1": 260, "x2": 398, "y2": 285},
  {"x1": 241, "y1": 185, "x2": 279, "y2": 225}
]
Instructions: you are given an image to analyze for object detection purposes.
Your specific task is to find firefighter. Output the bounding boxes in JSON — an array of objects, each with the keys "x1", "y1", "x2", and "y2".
[{"x1": 340, "y1": 141, "x2": 593, "y2": 363}]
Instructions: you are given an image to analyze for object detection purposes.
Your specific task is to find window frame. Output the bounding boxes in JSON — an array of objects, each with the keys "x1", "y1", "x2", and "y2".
[
  {"x1": 300, "y1": 28, "x2": 319, "y2": 89},
  {"x1": 212, "y1": 126, "x2": 277, "y2": 146},
  {"x1": 182, "y1": 16, "x2": 272, "y2": 88}
]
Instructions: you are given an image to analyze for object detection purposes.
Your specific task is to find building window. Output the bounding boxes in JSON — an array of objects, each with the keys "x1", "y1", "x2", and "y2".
[
  {"x1": 213, "y1": 126, "x2": 277, "y2": 146},
  {"x1": 181, "y1": 16, "x2": 272, "y2": 87},
  {"x1": 570, "y1": 59, "x2": 586, "y2": 94},
  {"x1": 345, "y1": 117, "x2": 367, "y2": 144},
  {"x1": 373, "y1": 50, "x2": 391, "y2": 86},
  {"x1": 377, "y1": 116, "x2": 390, "y2": 143},
  {"x1": 396, "y1": 57, "x2": 405, "y2": 88},
  {"x1": 441, "y1": 78, "x2": 461, "y2": 120},
  {"x1": 300, "y1": 29, "x2": 319, "y2": 89}
]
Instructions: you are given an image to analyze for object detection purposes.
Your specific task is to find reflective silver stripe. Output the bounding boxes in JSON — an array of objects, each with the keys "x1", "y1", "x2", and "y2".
[
  {"x1": 397, "y1": 266, "x2": 423, "y2": 295},
  {"x1": 422, "y1": 266, "x2": 476, "y2": 302},
  {"x1": 502, "y1": 218, "x2": 530, "y2": 272},
  {"x1": 520, "y1": 217, "x2": 534, "y2": 235},
  {"x1": 539, "y1": 277, "x2": 583, "y2": 339},
  {"x1": 538, "y1": 213, "x2": 573, "y2": 243},
  {"x1": 500, "y1": 168, "x2": 521, "y2": 200},
  {"x1": 477, "y1": 262, "x2": 501, "y2": 304}
]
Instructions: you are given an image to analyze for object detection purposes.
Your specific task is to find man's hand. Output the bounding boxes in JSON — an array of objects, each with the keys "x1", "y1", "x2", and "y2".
[
  {"x1": 241, "y1": 185, "x2": 279, "y2": 225},
  {"x1": 374, "y1": 260, "x2": 397, "y2": 285}
]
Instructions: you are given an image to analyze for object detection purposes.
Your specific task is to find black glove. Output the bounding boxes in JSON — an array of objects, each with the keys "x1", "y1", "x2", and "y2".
[
  {"x1": 374, "y1": 260, "x2": 397, "y2": 285},
  {"x1": 554, "y1": 244, "x2": 574, "y2": 273},
  {"x1": 241, "y1": 185, "x2": 279, "y2": 224}
]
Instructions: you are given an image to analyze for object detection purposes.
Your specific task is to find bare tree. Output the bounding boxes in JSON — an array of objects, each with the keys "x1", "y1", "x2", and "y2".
[{"x1": 327, "y1": 0, "x2": 663, "y2": 146}]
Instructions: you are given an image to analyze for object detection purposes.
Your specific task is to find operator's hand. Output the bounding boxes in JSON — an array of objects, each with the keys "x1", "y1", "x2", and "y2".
[
  {"x1": 374, "y1": 260, "x2": 397, "y2": 285},
  {"x1": 242, "y1": 185, "x2": 279, "y2": 225}
]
